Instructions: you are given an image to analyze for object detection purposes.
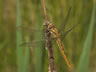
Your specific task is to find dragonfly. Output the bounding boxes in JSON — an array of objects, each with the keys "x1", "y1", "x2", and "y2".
[
  {"x1": 44, "y1": 18, "x2": 74, "y2": 69},
  {"x1": 16, "y1": 8, "x2": 77, "y2": 71}
]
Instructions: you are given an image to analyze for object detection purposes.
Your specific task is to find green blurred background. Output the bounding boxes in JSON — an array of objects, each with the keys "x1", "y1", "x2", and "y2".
[{"x1": 0, "y1": 0, "x2": 96, "y2": 72}]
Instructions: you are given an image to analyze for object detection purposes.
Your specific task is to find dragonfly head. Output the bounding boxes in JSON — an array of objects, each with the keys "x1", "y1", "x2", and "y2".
[
  {"x1": 43, "y1": 20, "x2": 50, "y2": 26},
  {"x1": 43, "y1": 20, "x2": 54, "y2": 30}
]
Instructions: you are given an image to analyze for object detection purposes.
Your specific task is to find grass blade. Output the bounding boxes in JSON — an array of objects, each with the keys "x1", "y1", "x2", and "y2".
[
  {"x1": 77, "y1": 3, "x2": 96, "y2": 72},
  {"x1": 34, "y1": 12, "x2": 43, "y2": 72},
  {"x1": 23, "y1": 37, "x2": 30, "y2": 72},
  {"x1": 16, "y1": 0, "x2": 24, "y2": 72},
  {"x1": 0, "y1": 0, "x2": 3, "y2": 50}
]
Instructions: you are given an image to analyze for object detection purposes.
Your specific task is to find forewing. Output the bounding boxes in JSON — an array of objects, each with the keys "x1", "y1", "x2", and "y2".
[
  {"x1": 16, "y1": 26, "x2": 43, "y2": 36},
  {"x1": 59, "y1": 8, "x2": 71, "y2": 33},
  {"x1": 60, "y1": 23, "x2": 79, "y2": 41},
  {"x1": 19, "y1": 39, "x2": 45, "y2": 48}
]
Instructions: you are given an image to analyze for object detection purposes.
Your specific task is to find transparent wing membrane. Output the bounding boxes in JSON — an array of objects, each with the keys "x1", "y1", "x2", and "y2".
[
  {"x1": 60, "y1": 23, "x2": 79, "y2": 41},
  {"x1": 60, "y1": 8, "x2": 71, "y2": 33},
  {"x1": 16, "y1": 25, "x2": 45, "y2": 48},
  {"x1": 16, "y1": 25, "x2": 45, "y2": 37},
  {"x1": 16, "y1": 26, "x2": 43, "y2": 34},
  {"x1": 19, "y1": 39, "x2": 45, "y2": 48}
]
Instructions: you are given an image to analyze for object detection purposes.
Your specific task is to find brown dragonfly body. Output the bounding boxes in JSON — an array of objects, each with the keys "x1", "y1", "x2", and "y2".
[{"x1": 45, "y1": 22, "x2": 71, "y2": 69}]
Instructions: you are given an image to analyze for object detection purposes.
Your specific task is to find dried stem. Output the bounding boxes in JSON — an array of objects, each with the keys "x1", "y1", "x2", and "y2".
[
  {"x1": 42, "y1": 0, "x2": 55, "y2": 72},
  {"x1": 42, "y1": 0, "x2": 47, "y2": 21},
  {"x1": 46, "y1": 31, "x2": 55, "y2": 72}
]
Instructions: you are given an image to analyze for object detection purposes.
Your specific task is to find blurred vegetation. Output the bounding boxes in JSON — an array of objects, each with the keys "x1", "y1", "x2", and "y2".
[{"x1": 0, "y1": 0, "x2": 96, "y2": 72}]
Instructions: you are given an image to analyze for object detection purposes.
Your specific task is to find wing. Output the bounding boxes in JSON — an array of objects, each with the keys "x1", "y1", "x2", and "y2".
[
  {"x1": 16, "y1": 25, "x2": 45, "y2": 39},
  {"x1": 16, "y1": 25, "x2": 46, "y2": 48},
  {"x1": 60, "y1": 23, "x2": 79, "y2": 41},
  {"x1": 16, "y1": 26, "x2": 43, "y2": 35},
  {"x1": 59, "y1": 7, "x2": 71, "y2": 33},
  {"x1": 18, "y1": 39, "x2": 45, "y2": 48}
]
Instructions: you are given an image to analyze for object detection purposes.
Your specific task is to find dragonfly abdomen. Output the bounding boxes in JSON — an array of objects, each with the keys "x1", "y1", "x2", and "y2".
[{"x1": 56, "y1": 38, "x2": 71, "y2": 69}]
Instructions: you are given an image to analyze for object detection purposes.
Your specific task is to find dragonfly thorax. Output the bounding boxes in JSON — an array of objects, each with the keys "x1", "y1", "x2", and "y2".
[{"x1": 47, "y1": 24, "x2": 54, "y2": 30}]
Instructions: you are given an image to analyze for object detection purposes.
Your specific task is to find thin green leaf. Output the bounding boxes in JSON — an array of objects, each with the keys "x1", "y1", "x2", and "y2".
[
  {"x1": 34, "y1": 11, "x2": 44, "y2": 72},
  {"x1": 77, "y1": 3, "x2": 96, "y2": 72},
  {"x1": 16, "y1": 0, "x2": 24, "y2": 72},
  {"x1": 0, "y1": 0, "x2": 3, "y2": 50},
  {"x1": 23, "y1": 37, "x2": 30, "y2": 72}
]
